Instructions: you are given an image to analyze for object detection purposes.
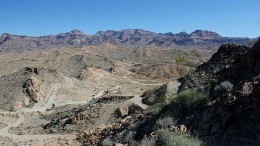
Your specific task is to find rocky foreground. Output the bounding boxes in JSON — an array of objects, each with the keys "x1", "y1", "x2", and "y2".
[{"x1": 77, "y1": 39, "x2": 260, "y2": 146}]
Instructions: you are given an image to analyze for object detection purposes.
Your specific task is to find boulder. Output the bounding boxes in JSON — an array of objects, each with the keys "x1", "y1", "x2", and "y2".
[{"x1": 115, "y1": 106, "x2": 129, "y2": 118}]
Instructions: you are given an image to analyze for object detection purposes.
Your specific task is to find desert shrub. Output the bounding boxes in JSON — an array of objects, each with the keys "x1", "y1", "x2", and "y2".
[
  {"x1": 139, "y1": 135, "x2": 157, "y2": 146},
  {"x1": 101, "y1": 138, "x2": 114, "y2": 146},
  {"x1": 156, "y1": 116, "x2": 176, "y2": 129},
  {"x1": 183, "y1": 51, "x2": 189, "y2": 56},
  {"x1": 220, "y1": 81, "x2": 233, "y2": 91},
  {"x1": 190, "y1": 50, "x2": 199, "y2": 57},
  {"x1": 157, "y1": 130, "x2": 203, "y2": 146},
  {"x1": 155, "y1": 84, "x2": 168, "y2": 102},
  {"x1": 214, "y1": 81, "x2": 233, "y2": 92},
  {"x1": 130, "y1": 140, "x2": 139, "y2": 146},
  {"x1": 128, "y1": 135, "x2": 157, "y2": 146},
  {"x1": 242, "y1": 82, "x2": 253, "y2": 95},
  {"x1": 168, "y1": 89, "x2": 207, "y2": 116},
  {"x1": 142, "y1": 84, "x2": 168, "y2": 105},
  {"x1": 147, "y1": 103, "x2": 165, "y2": 114},
  {"x1": 119, "y1": 130, "x2": 136, "y2": 143},
  {"x1": 183, "y1": 60, "x2": 198, "y2": 68},
  {"x1": 175, "y1": 56, "x2": 186, "y2": 65},
  {"x1": 176, "y1": 65, "x2": 189, "y2": 76}
]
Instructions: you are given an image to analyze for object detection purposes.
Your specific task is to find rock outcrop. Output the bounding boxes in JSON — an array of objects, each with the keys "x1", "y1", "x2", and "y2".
[
  {"x1": 127, "y1": 40, "x2": 260, "y2": 146},
  {"x1": 195, "y1": 43, "x2": 250, "y2": 75},
  {"x1": 24, "y1": 77, "x2": 41, "y2": 103},
  {"x1": 177, "y1": 40, "x2": 260, "y2": 145}
]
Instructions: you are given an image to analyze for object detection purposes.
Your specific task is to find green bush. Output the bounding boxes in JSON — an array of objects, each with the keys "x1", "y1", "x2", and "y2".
[
  {"x1": 147, "y1": 103, "x2": 165, "y2": 114},
  {"x1": 142, "y1": 84, "x2": 168, "y2": 105},
  {"x1": 175, "y1": 56, "x2": 186, "y2": 65},
  {"x1": 157, "y1": 130, "x2": 203, "y2": 146},
  {"x1": 156, "y1": 116, "x2": 175, "y2": 129},
  {"x1": 168, "y1": 89, "x2": 207, "y2": 116}
]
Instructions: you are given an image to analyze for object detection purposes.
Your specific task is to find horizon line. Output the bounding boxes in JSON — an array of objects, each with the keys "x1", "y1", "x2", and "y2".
[{"x1": 0, "y1": 28, "x2": 257, "y2": 39}]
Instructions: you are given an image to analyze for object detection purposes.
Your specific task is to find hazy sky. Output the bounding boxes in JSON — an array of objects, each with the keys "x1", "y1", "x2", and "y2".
[{"x1": 0, "y1": 0, "x2": 259, "y2": 37}]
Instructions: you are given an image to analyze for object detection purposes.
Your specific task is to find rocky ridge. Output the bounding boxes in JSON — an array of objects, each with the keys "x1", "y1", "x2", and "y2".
[
  {"x1": 0, "y1": 29, "x2": 255, "y2": 52},
  {"x1": 158, "y1": 39, "x2": 260, "y2": 145}
]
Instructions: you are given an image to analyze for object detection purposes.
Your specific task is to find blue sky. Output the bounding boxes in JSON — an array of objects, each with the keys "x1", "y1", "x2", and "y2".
[{"x1": 0, "y1": 0, "x2": 259, "y2": 37}]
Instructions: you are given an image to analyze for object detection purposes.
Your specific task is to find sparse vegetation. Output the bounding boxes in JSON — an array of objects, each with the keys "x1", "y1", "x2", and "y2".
[
  {"x1": 120, "y1": 130, "x2": 136, "y2": 143},
  {"x1": 214, "y1": 81, "x2": 233, "y2": 92},
  {"x1": 101, "y1": 138, "x2": 114, "y2": 146},
  {"x1": 142, "y1": 84, "x2": 168, "y2": 105},
  {"x1": 147, "y1": 103, "x2": 165, "y2": 114},
  {"x1": 157, "y1": 130, "x2": 203, "y2": 146},
  {"x1": 168, "y1": 89, "x2": 207, "y2": 116},
  {"x1": 156, "y1": 116, "x2": 175, "y2": 129},
  {"x1": 138, "y1": 135, "x2": 157, "y2": 146},
  {"x1": 175, "y1": 56, "x2": 186, "y2": 65},
  {"x1": 190, "y1": 50, "x2": 199, "y2": 57}
]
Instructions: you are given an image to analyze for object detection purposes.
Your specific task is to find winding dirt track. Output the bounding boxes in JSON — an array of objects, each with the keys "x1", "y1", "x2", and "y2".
[
  {"x1": 0, "y1": 112, "x2": 76, "y2": 141},
  {"x1": 0, "y1": 63, "x2": 164, "y2": 142}
]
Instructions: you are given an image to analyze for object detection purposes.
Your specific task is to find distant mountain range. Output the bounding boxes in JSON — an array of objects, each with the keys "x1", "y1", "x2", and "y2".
[{"x1": 0, "y1": 29, "x2": 257, "y2": 52}]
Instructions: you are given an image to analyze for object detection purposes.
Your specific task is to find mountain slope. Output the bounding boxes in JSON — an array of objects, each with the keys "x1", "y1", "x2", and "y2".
[{"x1": 0, "y1": 29, "x2": 254, "y2": 52}]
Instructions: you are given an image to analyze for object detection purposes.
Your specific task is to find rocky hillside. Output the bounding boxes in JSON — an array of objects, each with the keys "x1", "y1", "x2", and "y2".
[
  {"x1": 0, "y1": 29, "x2": 254, "y2": 52},
  {"x1": 174, "y1": 39, "x2": 260, "y2": 145},
  {"x1": 131, "y1": 64, "x2": 180, "y2": 79},
  {"x1": 174, "y1": 40, "x2": 260, "y2": 145},
  {"x1": 77, "y1": 39, "x2": 260, "y2": 145}
]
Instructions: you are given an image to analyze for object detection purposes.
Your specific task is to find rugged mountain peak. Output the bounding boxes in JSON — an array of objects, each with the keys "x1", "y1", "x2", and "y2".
[
  {"x1": 70, "y1": 29, "x2": 86, "y2": 35},
  {"x1": 1, "y1": 33, "x2": 11, "y2": 37},
  {"x1": 175, "y1": 31, "x2": 189, "y2": 36},
  {"x1": 0, "y1": 29, "x2": 254, "y2": 52},
  {"x1": 96, "y1": 29, "x2": 155, "y2": 36},
  {"x1": 58, "y1": 29, "x2": 86, "y2": 37},
  {"x1": 0, "y1": 33, "x2": 13, "y2": 44},
  {"x1": 191, "y1": 30, "x2": 221, "y2": 39},
  {"x1": 95, "y1": 30, "x2": 119, "y2": 36},
  {"x1": 121, "y1": 29, "x2": 155, "y2": 35}
]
